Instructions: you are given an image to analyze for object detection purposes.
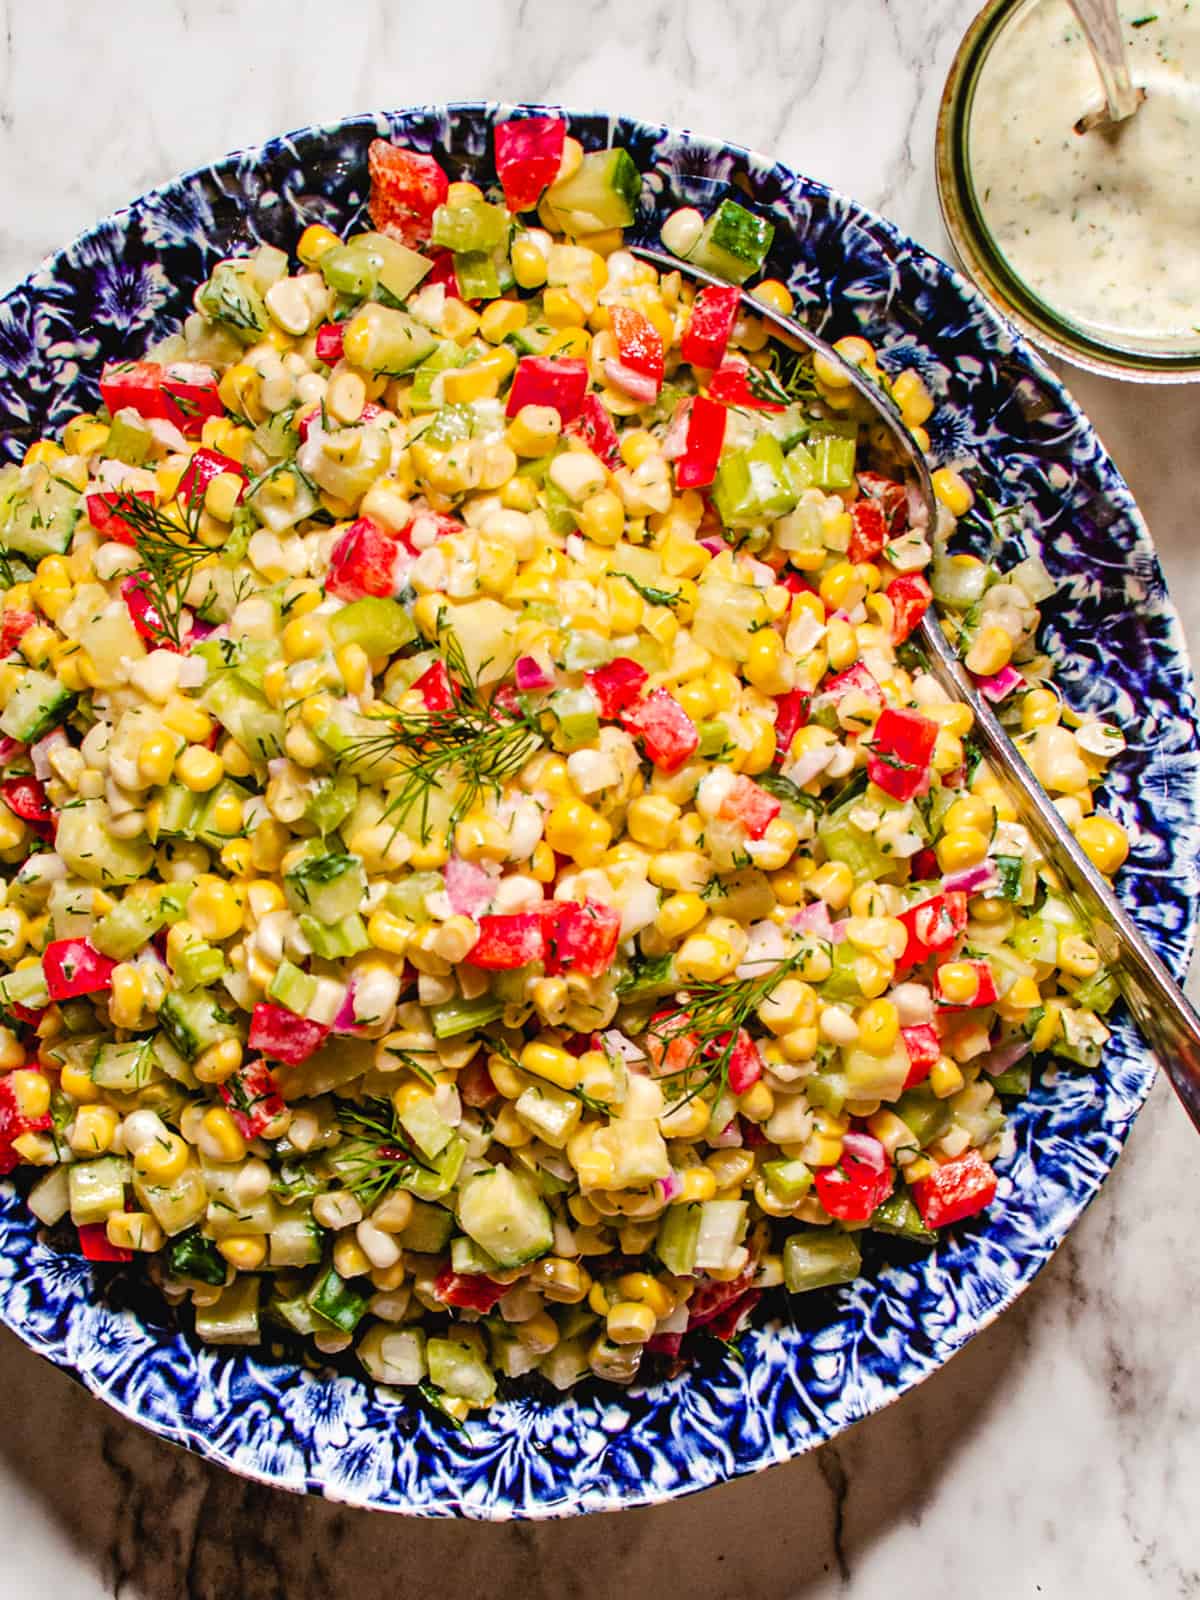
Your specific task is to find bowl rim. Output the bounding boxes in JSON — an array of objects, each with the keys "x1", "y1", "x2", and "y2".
[
  {"x1": 935, "y1": 0, "x2": 1200, "y2": 384},
  {"x1": 0, "y1": 99, "x2": 1196, "y2": 1518}
]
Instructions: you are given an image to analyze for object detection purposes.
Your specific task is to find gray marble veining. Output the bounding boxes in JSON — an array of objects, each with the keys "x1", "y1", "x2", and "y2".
[{"x1": 0, "y1": 2, "x2": 1197, "y2": 1595}]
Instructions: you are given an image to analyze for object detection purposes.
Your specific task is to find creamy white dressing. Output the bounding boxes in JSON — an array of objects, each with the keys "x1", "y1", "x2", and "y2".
[{"x1": 969, "y1": 0, "x2": 1200, "y2": 344}]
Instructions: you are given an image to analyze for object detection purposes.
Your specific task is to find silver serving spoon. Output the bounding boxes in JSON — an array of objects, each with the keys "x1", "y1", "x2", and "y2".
[
  {"x1": 1069, "y1": 0, "x2": 1146, "y2": 133},
  {"x1": 631, "y1": 243, "x2": 1200, "y2": 1131}
]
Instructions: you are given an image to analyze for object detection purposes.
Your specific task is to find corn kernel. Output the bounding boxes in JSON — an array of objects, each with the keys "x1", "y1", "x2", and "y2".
[
  {"x1": 606, "y1": 1299, "x2": 656, "y2": 1344},
  {"x1": 109, "y1": 963, "x2": 145, "y2": 1030},
  {"x1": 931, "y1": 466, "x2": 973, "y2": 518},
  {"x1": 936, "y1": 827, "x2": 990, "y2": 873},
  {"x1": 965, "y1": 624, "x2": 1014, "y2": 678},
  {"x1": 176, "y1": 745, "x2": 224, "y2": 792},
  {"x1": 937, "y1": 961, "x2": 981, "y2": 1005},
  {"x1": 69, "y1": 1103, "x2": 119, "y2": 1155},
  {"x1": 856, "y1": 997, "x2": 900, "y2": 1055},
  {"x1": 218, "y1": 1235, "x2": 267, "y2": 1271},
  {"x1": 108, "y1": 1211, "x2": 165, "y2": 1253},
  {"x1": 298, "y1": 223, "x2": 341, "y2": 265},
  {"x1": 1074, "y1": 814, "x2": 1129, "y2": 876},
  {"x1": 60, "y1": 1062, "x2": 100, "y2": 1103},
  {"x1": 520, "y1": 1040, "x2": 581, "y2": 1092},
  {"x1": 930, "y1": 1055, "x2": 965, "y2": 1098},
  {"x1": 193, "y1": 1037, "x2": 243, "y2": 1085}
]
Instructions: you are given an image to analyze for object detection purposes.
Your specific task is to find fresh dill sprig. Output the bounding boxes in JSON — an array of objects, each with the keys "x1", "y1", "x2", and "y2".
[
  {"x1": 333, "y1": 1096, "x2": 436, "y2": 1208},
  {"x1": 645, "y1": 950, "x2": 808, "y2": 1105},
  {"x1": 341, "y1": 626, "x2": 543, "y2": 845},
  {"x1": 109, "y1": 485, "x2": 214, "y2": 647},
  {"x1": 749, "y1": 344, "x2": 819, "y2": 407},
  {"x1": 612, "y1": 571, "x2": 682, "y2": 609}
]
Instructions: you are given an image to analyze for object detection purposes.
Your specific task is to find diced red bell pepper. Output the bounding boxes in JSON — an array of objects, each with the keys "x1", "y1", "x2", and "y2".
[
  {"x1": 494, "y1": 116, "x2": 566, "y2": 213},
  {"x1": 813, "y1": 1144, "x2": 895, "y2": 1222},
  {"x1": 681, "y1": 284, "x2": 741, "y2": 371},
  {"x1": 42, "y1": 938, "x2": 116, "y2": 1002},
  {"x1": 901, "y1": 1022, "x2": 942, "y2": 1088},
  {"x1": 719, "y1": 775, "x2": 781, "y2": 840},
  {"x1": 0, "y1": 1072, "x2": 49, "y2": 1177},
  {"x1": 100, "y1": 360, "x2": 221, "y2": 438},
  {"x1": 887, "y1": 573, "x2": 933, "y2": 645},
  {"x1": 85, "y1": 489, "x2": 156, "y2": 546},
  {"x1": 0, "y1": 611, "x2": 36, "y2": 655},
  {"x1": 910, "y1": 1148, "x2": 997, "y2": 1230},
  {"x1": 645, "y1": 1014, "x2": 700, "y2": 1079},
  {"x1": 219, "y1": 1059, "x2": 287, "y2": 1139},
  {"x1": 856, "y1": 471, "x2": 908, "y2": 534},
  {"x1": 77, "y1": 1222, "x2": 132, "y2": 1263},
  {"x1": 646, "y1": 1330, "x2": 685, "y2": 1358},
  {"x1": 425, "y1": 250, "x2": 462, "y2": 301},
  {"x1": 818, "y1": 661, "x2": 883, "y2": 704},
  {"x1": 726, "y1": 1029, "x2": 763, "y2": 1094},
  {"x1": 413, "y1": 659, "x2": 457, "y2": 713},
  {"x1": 607, "y1": 306, "x2": 664, "y2": 402},
  {"x1": 705, "y1": 362, "x2": 785, "y2": 413},
  {"x1": 848, "y1": 498, "x2": 888, "y2": 564},
  {"x1": 0, "y1": 775, "x2": 53, "y2": 840},
  {"x1": 933, "y1": 958, "x2": 999, "y2": 1010},
  {"x1": 773, "y1": 689, "x2": 810, "y2": 762},
  {"x1": 433, "y1": 1265, "x2": 509, "y2": 1312},
  {"x1": 544, "y1": 898, "x2": 622, "y2": 978},
  {"x1": 121, "y1": 573, "x2": 179, "y2": 650},
  {"x1": 466, "y1": 912, "x2": 546, "y2": 970},
  {"x1": 566, "y1": 391, "x2": 622, "y2": 468},
  {"x1": 586, "y1": 657, "x2": 648, "y2": 719},
  {"x1": 620, "y1": 688, "x2": 699, "y2": 773},
  {"x1": 664, "y1": 395, "x2": 727, "y2": 491},
  {"x1": 505, "y1": 356, "x2": 589, "y2": 423},
  {"x1": 367, "y1": 139, "x2": 449, "y2": 247},
  {"x1": 896, "y1": 890, "x2": 968, "y2": 975},
  {"x1": 327, "y1": 516, "x2": 401, "y2": 601},
  {"x1": 177, "y1": 447, "x2": 247, "y2": 509},
  {"x1": 315, "y1": 322, "x2": 345, "y2": 365},
  {"x1": 248, "y1": 1003, "x2": 331, "y2": 1065},
  {"x1": 866, "y1": 707, "x2": 939, "y2": 802}
]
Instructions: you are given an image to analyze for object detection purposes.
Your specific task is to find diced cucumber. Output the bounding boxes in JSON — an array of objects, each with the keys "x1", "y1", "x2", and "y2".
[
  {"x1": 762, "y1": 1158, "x2": 814, "y2": 1204},
  {"x1": 135, "y1": 1166, "x2": 208, "y2": 1236},
  {"x1": 193, "y1": 779, "x2": 249, "y2": 849},
  {"x1": 203, "y1": 674, "x2": 285, "y2": 762},
  {"x1": 990, "y1": 1060, "x2": 1033, "y2": 1098},
  {"x1": 804, "y1": 1069, "x2": 850, "y2": 1117},
  {"x1": 0, "y1": 669, "x2": 75, "y2": 744},
  {"x1": 195, "y1": 1277, "x2": 261, "y2": 1345},
  {"x1": 283, "y1": 851, "x2": 366, "y2": 924},
  {"x1": 842, "y1": 1039, "x2": 910, "y2": 1103},
  {"x1": 358, "y1": 1325, "x2": 428, "y2": 1387},
  {"x1": 267, "y1": 959, "x2": 319, "y2": 1018},
  {"x1": 895, "y1": 1085, "x2": 952, "y2": 1148},
  {"x1": 356, "y1": 231, "x2": 433, "y2": 304},
  {"x1": 171, "y1": 939, "x2": 225, "y2": 990},
  {"x1": 450, "y1": 1234, "x2": 501, "y2": 1276},
  {"x1": 656, "y1": 1203, "x2": 702, "y2": 1276},
  {"x1": 544, "y1": 148, "x2": 641, "y2": 233},
  {"x1": 269, "y1": 1214, "x2": 323, "y2": 1268},
  {"x1": 783, "y1": 1229, "x2": 862, "y2": 1293},
  {"x1": 426, "y1": 1335, "x2": 496, "y2": 1404},
  {"x1": 157, "y1": 989, "x2": 242, "y2": 1063},
  {"x1": 396, "y1": 1199, "x2": 455, "y2": 1254},
  {"x1": 0, "y1": 963, "x2": 50, "y2": 1012},
  {"x1": 92, "y1": 895, "x2": 168, "y2": 960},
  {"x1": 105, "y1": 412, "x2": 155, "y2": 466},
  {"x1": 489, "y1": 1321, "x2": 541, "y2": 1379},
  {"x1": 55, "y1": 800, "x2": 155, "y2": 886},
  {"x1": 688, "y1": 198, "x2": 775, "y2": 284},
  {"x1": 398, "y1": 1096, "x2": 454, "y2": 1161},
  {"x1": 329, "y1": 596, "x2": 417, "y2": 657},
  {"x1": 68, "y1": 1156, "x2": 131, "y2": 1226},
  {"x1": 2, "y1": 469, "x2": 80, "y2": 559},
  {"x1": 456, "y1": 1165, "x2": 554, "y2": 1269},
  {"x1": 539, "y1": 1335, "x2": 592, "y2": 1392},
  {"x1": 693, "y1": 1199, "x2": 749, "y2": 1270},
  {"x1": 308, "y1": 1264, "x2": 371, "y2": 1333},
  {"x1": 514, "y1": 1083, "x2": 582, "y2": 1149},
  {"x1": 431, "y1": 199, "x2": 509, "y2": 254},
  {"x1": 404, "y1": 1135, "x2": 467, "y2": 1202},
  {"x1": 166, "y1": 1227, "x2": 228, "y2": 1286},
  {"x1": 871, "y1": 1191, "x2": 937, "y2": 1244},
  {"x1": 271, "y1": 1292, "x2": 331, "y2": 1337},
  {"x1": 28, "y1": 1166, "x2": 71, "y2": 1226},
  {"x1": 196, "y1": 262, "x2": 269, "y2": 343},
  {"x1": 92, "y1": 1039, "x2": 156, "y2": 1093},
  {"x1": 299, "y1": 913, "x2": 370, "y2": 959},
  {"x1": 206, "y1": 1190, "x2": 277, "y2": 1239},
  {"x1": 304, "y1": 772, "x2": 358, "y2": 836}
]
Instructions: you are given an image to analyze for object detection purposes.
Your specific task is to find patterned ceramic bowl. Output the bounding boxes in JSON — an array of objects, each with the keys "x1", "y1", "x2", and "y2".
[{"x1": 0, "y1": 105, "x2": 1196, "y2": 1519}]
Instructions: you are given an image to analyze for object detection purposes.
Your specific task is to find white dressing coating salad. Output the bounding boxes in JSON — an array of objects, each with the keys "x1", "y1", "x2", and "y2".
[{"x1": 0, "y1": 121, "x2": 1131, "y2": 1419}]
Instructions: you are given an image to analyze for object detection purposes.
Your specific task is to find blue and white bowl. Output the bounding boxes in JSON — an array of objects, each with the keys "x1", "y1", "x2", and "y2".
[{"x1": 0, "y1": 104, "x2": 1196, "y2": 1519}]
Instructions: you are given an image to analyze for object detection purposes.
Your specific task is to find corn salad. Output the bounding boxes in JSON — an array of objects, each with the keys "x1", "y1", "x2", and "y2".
[{"x1": 0, "y1": 121, "x2": 1129, "y2": 1416}]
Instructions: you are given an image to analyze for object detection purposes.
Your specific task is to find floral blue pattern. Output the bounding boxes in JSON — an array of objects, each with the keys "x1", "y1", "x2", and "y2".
[{"x1": 0, "y1": 104, "x2": 1195, "y2": 1520}]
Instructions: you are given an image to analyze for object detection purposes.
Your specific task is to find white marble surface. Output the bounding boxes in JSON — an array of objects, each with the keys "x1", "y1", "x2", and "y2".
[{"x1": 1, "y1": 2, "x2": 1199, "y2": 1595}]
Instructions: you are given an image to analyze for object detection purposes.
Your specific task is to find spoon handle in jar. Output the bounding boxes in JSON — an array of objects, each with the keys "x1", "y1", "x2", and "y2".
[{"x1": 1068, "y1": 0, "x2": 1144, "y2": 123}]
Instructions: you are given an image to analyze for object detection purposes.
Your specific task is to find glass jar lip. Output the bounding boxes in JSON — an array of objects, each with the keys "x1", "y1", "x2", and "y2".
[{"x1": 936, "y1": 0, "x2": 1200, "y2": 383}]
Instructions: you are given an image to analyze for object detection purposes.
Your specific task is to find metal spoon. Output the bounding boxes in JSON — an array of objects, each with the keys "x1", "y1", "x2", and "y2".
[
  {"x1": 631, "y1": 242, "x2": 1200, "y2": 1130},
  {"x1": 1069, "y1": 0, "x2": 1146, "y2": 133}
]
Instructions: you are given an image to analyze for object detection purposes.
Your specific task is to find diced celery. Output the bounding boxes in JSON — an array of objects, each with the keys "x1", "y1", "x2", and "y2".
[
  {"x1": 430, "y1": 995, "x2": 506, "y2": 1039},
  {"x1": 693, "y1": 1199, "x2": 749, "y2": 1270},
  {"x1": 431, "y1": 200, "x2": 509, "y2": 254},
  {"x1": 514, "y1": 1083, "x2": 582, "y2": 1148},
  {"x1": 895, "y1": 1085, "x2": 952, "y2": 1147},
  {"x1": 91, "y1": 895, "x2": 167, "y2": 960},
  {"x1": 816, "y1": 810, "x2": 891, "y2": 885},
  {"x1": 404, "y1": 1135, "x2": 467, "y2": 1202},
  {"x1": 172, "y1": 940, "x2": 225, "y2": 991},
  {"x1": 763, "y1": 1158, "x2": 813, "y2": 1204},
  {"x1": 548, "y1": 687, "x2": 600, "y2": 749},
  {"x1": 268, "y1": 959, "x2": 319, "y2": 1018},
  {"x1": 453, "y1": 250, "x2": 502, "y2": 300},
  {"x1": 105, "y1": 411, "x2": 155, "y2": 466},
  {"x1": 783, "y1": 1229, "x2": 862, "y2": 1293},
  {"x1": 299, "y1": 913, "x2": 370, "y2": 959},
  {"x1": 384, "y1": 871, "x2": 444, "y2": 922},
  {"x1": 870, "y1": 1192, "x2": 936, "y2": 1244},
  {"x1": 712, "y1": 434, "x2": 798, "y2": 529},
  {"x1": 990, "y1": 1060, "x2": 1033, "y2": 1097},
  {"x1": 656, "y1": 1203, "x2": 701, "y2": 1275},
  {"x1": 807, "y1": 430, "x2": 857, "y2": 490}
]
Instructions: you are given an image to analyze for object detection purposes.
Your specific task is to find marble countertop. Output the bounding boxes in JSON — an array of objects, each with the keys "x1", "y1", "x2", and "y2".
[{"x1": 2, "y1": 2, "x2": 1198, "y2": 1594}]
